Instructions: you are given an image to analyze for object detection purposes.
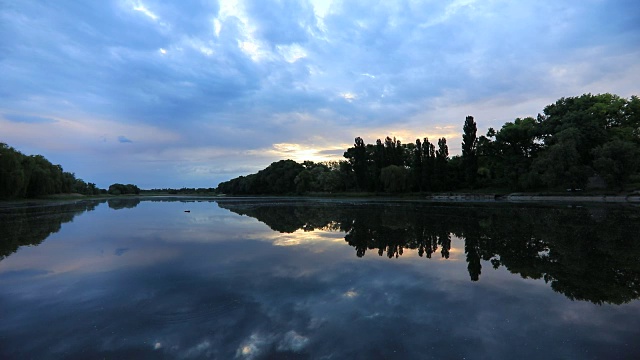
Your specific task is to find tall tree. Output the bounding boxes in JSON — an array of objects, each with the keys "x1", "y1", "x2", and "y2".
[
  {"x1": 421, "y1": 138, "x2": 435, "y2": 191},
  {"x1": 435, "y1": 138, "x2": 449, "y2": 191},
  {"x1": 412, "y1": 139, "x2": 423, "y2": 191},
  {"x1": 462, "y1": 115, "x2": 478, "y2": 187},
  {"x1": 345, "y1": 137, "x2": 368, "y2": 191},
  {"x1": 494, "y1": 117, "x2": 540, "y2": 189}
]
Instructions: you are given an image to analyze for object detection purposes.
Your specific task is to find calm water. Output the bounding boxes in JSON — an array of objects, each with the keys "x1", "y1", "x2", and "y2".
[{"x1": 1, "y1": 198, "x2": 639, "y2": 359}]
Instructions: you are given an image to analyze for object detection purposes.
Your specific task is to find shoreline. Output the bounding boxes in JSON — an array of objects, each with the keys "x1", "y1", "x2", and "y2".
[
  {"x1": 425, "y1": 193, "x2": 640, "y2": 203},
  {"x1": 1, "y1": 192, "x2": 640, "y2": 208},
  {"x1": 504, "y1": 194, "x2": 640, "y2": 203}
]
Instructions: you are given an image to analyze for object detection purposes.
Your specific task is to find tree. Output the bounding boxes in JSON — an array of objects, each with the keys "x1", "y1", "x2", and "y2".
[
  {"x1": 531, "y1": 128, "x2": 591, "y2": 190},
  {"x1": 294, "y1": 169, "x2": 312, "y2": 193},
  {"x1": 0, "y1": 142, "x2": 103, "y2": 199},
  {"x1": 462, "y1": 115, "x2": 478, "y2": 187},
  {"x1": 435, "y1": 138, "x2": 449, "y2": 191},
  {"x1": 380, "y1": 165, "x2": 408, "y2": 193},
  {"x1": 592, "y1": 140, "x2": 640, "y2": 191},
  {"x1": 108, "y1": 183, "x2": 140, "y2": 195},
  {"x1": 539, "y1": 93, "x2": 625, "y2": 165},
  {"x1": 344, "y1": 137, "x2": 369, "y2": 191},
  {"x1": 412, "y1": 139, "x2": 423, "y2": 191},
  {"x1": 0, "y1": 143, "x2": 26, "y2": 198},
  {"x1": 493, "y1": 117, "x2": 540, "y2": 189},
  {"x1": 421, "y1": 138, "x2": 435, "y2": 191}
]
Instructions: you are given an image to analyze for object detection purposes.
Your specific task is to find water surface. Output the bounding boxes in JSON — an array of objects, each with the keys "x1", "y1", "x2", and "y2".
[{"x1": 1, "y1": 198, "x2": 639, "y2": 359}]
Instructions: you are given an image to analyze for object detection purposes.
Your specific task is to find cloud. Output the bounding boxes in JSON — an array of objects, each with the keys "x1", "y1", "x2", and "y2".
[
  {"x1": 3, "y1": 114, "x2": 57, "y2": 124},
  {"x1": 244, "y1": 0, "x2": 319, "y2": 45},
  {"x1": 114, "y1": 248, "x2": 130, "y2": 256},
  {"x1": 118, "y1": 135, "x2": 133, "y2": 143},
  {"x1": 0, "y1": 0, "x2": 638, "y2": 187}
]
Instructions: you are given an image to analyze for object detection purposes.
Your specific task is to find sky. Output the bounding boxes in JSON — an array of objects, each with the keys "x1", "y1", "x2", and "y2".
[{"x1": 1, "y1": 0, "x2": 639, "y2": 189}]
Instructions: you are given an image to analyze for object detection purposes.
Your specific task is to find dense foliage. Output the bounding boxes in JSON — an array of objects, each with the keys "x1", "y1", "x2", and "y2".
[
  {"x1": 107, "y1": 183, "x2": 140, "y2": 195},
  {"x1": 217, "y1": 93, "x2": 640, "y2": 194},
  {"x1": 0, "y1": 143, "x2": 104, "y2": 199},
  {"x1": 141, "y1": 187, "x2": 216, "y2": 195},
  {"x1": 217, "y1": 159, "x2": 305, "y2": 195}
]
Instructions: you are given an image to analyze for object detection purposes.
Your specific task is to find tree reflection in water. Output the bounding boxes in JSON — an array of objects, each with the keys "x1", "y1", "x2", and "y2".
[
  {"x1": 2, "y1": 199, "x2": 638, "y2": 305},
  {"x1": 0, "y1": 200, "x2": 105, "y2": 260},
  {"x1": 219, "y1": 200, "x2": 640, "y2": 305}
]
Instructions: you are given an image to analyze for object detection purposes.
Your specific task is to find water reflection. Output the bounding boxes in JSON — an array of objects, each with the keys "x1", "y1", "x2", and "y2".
[
  {"x1": 1, "y1": 199, "x2": 639, "y2": 359},
  {"x1": 218, "y1": 200, "x2": 640, "y2": 305},
  {"x1": 107, "y1": 197, "x2": 141, "y2": 209},
  {"x1": 0, "y1": 200, "x2": 104, "y2": 260}
]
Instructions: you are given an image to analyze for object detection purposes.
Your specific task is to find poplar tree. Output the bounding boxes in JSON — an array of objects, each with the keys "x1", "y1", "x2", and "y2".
[{"x1": 462, "y1": 115, "x2": 478, "y2": 187}]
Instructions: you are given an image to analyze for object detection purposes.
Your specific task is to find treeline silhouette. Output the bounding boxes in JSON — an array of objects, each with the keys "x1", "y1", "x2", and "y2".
[
  {"x1": 217, "y1": 93, "x2": 640, "y2": 194},
  {"x1": 0, "y1": 143, "x2": 149, "y2": 199},
  {"x1": 141, "y1": 187, "x2": 216, "y2": 195},
  {"x1": 218, "y1": 200, "x2": 640, "y2": 305},
  {"x1": 0, "y1": 143, "x2": 105, "y2": 198},
  {"x1": 107, "y1": 183, "x2": 140, "y2": 195}
]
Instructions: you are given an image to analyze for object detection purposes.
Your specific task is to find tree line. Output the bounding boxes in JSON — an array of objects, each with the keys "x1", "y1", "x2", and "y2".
[
  {"x1": 216, "y1": 93, "x2": 640, "y2": 194},
  {"x1": 141, "y1": 187, "x2": 216, "y2": 195},
  {"x1": 0, "y1": 143, "x2": 104, "y2": 199},
  {"x1": 0, "y1": 143, "x2": 147, "y2": 199}
]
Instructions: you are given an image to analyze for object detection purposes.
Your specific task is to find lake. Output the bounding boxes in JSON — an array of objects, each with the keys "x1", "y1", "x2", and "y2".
[{"x1": 1, "y1": 198, "x2": 639, "y2": 359}]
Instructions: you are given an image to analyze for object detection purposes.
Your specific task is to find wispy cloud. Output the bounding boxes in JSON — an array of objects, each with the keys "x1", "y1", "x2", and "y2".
[
  {"x1": 118, "y1": 136, "x2": 133, "y2": 143},
  {"x1": 3, "y1": 114, "x2": 57, "y2": 124}
]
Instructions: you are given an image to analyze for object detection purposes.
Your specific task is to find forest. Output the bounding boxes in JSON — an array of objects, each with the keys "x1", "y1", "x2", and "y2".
[
  {"x1": 216, "y1": 93, "x2": 640, "y2": 195},
  {"x1": 0, "y1": 143, "x2": 143, "y2": 199},
  {"x1": 0, "y1": 143, "x2": 104, "y2": 199}
]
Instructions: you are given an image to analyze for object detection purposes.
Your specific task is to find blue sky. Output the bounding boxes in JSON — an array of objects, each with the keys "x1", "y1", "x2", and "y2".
[{"x1": 1, "y1": 0, "x2": 639, "y2": 189}]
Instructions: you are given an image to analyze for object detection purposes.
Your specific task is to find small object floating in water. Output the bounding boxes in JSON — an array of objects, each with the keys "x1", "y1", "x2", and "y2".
[{"x1": 184, "y1": 210, "x2": 191, "y2": 213}]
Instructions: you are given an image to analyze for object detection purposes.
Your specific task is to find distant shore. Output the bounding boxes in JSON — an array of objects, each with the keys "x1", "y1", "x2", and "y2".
[
  {"x1": 2, "y1": 191, "x2": 640, "y2": 208},
  {"x1": 425, "y1": 193, "x2": 640, "y2": 203}
]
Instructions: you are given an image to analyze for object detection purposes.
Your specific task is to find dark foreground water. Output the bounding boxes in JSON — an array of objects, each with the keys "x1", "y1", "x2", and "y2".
[{"x1": 1, "y1": 198, "x2": 639, "y2": 359}]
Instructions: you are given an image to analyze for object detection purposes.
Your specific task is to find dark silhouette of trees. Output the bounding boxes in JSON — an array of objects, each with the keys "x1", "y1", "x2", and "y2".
[
  {"x1": 380, "y1": 165, "x2": 408, "y2": 193},
  {"x1": 215, "y1": 93, "x2": 640, "y2": 194},
  {"x1": 0, "y1": 143, "x2": 104, "y2": 199},
  {"x1": 435, "y1": 138, "x2": 449, "y2": 191},
  {"x1": 530, "y1": 93, "x2": 640, "y2": 190},
  {"x1": 462, "y1": 115, "x2": 479, "y2": 188},
  {"x1": 592, "y1": 139, "x2": 640, "y2": 190},
  {"x1": 108, "y1": 183, "x2": 140, "y2": 195},
  {"x1": 216, "y1": 160, "x2": 304, "y2": 195},
  {"x1": 411, "y1": 139, "x2": 423, "y2": 191},
  {"x1": 344, "y1": 137, "x2": 368, "y2": 191},
  {"x1": 421, "y1": 138, "x2": 436, "y2": 191},
  {"x1": 492, "y1": 117, "x2": 541, "y2": 189}
]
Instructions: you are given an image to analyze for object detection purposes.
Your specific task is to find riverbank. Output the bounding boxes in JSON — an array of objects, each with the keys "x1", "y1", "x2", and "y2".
[
  {"x1": 504, "y1": 193, "x2": 640, "y2": 203},
  {"x1": 424, "y1": 192, "x2": 640, "y2": 203},
  {"x1": 2, "y1": 191, "x2": 640, "y2": 207}
]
